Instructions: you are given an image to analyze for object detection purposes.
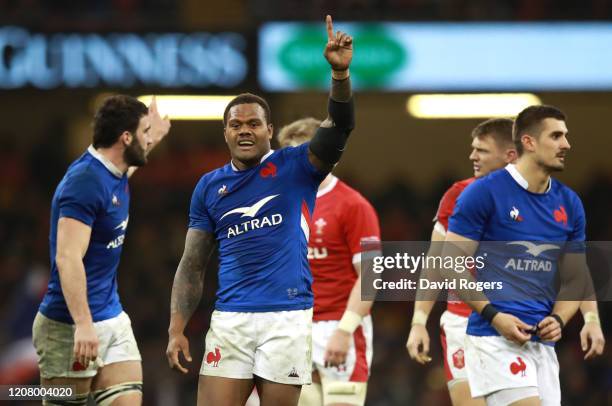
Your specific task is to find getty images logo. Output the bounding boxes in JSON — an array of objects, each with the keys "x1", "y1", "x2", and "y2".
[{"x1": 221, "y1": 195, "x2": 283, "y2": 238}]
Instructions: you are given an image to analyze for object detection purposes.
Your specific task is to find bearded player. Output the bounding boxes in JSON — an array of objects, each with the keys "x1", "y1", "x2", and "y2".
[
  {"x1": 33, "y1": 95, "x2": 170, "y2": 405},
  {"x1": 278, "y1": 118, "x2": 380, "y2": 406}
]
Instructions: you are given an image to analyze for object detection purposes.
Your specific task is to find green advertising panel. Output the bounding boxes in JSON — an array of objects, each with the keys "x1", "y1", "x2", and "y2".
[
  {"x1": 274, "y1": 24, "x2": 407, "y2": 88},
  {"x1": 259, "y1": 22, "x2": 612, "y2": 91}
]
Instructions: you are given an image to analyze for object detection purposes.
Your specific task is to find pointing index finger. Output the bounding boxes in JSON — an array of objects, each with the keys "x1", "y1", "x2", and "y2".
[{"x1": 326, "y1": 15, "x2": 333, "y2": 41}]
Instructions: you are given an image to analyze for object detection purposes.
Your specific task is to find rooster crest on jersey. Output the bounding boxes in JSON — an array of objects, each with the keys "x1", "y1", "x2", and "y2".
[{"x1": 221, "y1": 195, "x2": 284, "y2": 239}]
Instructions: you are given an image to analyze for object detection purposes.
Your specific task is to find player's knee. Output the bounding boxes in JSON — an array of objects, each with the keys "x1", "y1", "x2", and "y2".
[
  {"x1": 322, "y1": 381, "x2": 367, "y2": 406},
  {"x1": 92, "y1": 381, "x2": 142, "y2": 406},
  {"x1": 298, "y1": 382, "x2": 323, "y2": 406},
  {"x1": 43, "y1": 392, "x2": 89, "y2": 405}
]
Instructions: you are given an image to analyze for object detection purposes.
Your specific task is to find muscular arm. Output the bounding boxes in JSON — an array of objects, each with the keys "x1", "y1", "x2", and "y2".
[
  {"x1": 55, "y1": 217, "x2": 93, "y2": 325},
  {"x1": 56, "y1": 217, "x2": 101, "y2": 367},
  {"x1": 168, "y1": 229, "x2": 216, "y2": 334},
  {"x1": 307, "y1": 75, "x2": 354, "y2": 173},
  {"x1": 550, "y1": 253, "x2": 590, "y2": 326},
  {"x1": 440, "y1": 231, "x2": 488, "y2": 312},
  {"x1": 442, "y1": 231, "x2": 533, "y2": 344}
]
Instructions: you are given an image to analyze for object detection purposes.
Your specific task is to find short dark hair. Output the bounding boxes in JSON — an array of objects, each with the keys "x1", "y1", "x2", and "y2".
[
  {"x1": 513, "y1": 105, "x2": 566, "y2": 155},
  {"x1": 223, "y1": 93, "x2": 271, "y2": 127},
  {"x1": 471, "y1": 118, "x2": 514, "y2": 149},
  {"x1": 93, "y1": 95, "x2": 148, "y2": 149}
]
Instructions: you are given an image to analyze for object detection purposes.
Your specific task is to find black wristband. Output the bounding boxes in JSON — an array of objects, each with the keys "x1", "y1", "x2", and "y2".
[
  {"x1": 480, "y1": 304, "x2": 500, "y2": 323},
  {"x1": 550, "y1": 313, "x2": 565, "y2": 329}
]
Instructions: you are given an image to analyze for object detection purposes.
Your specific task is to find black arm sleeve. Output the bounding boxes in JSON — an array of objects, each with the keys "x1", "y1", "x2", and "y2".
[{"x1": 309, "y1": 98, "x2": 354, "y2": 165}]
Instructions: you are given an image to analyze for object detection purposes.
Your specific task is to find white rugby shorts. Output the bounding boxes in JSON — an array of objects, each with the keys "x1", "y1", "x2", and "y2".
[
  {"x1": 439, "y1": 310, "x2": 469, "y2": 387},
  {"x1": 200, "y1": 308, "x2": 313, "y2": 385},
  {"x1": 464, "y1": 335, "x2": 560, "y2": 405},
  {"x1": 32, "y1": 311, "x2": 141, "y2": 379}
]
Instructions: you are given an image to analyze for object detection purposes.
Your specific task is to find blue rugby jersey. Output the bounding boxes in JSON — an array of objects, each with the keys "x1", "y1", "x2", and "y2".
[
  {"x1": 189, "y1": 143, "x2": 326, "y2": 312},
  {"x1": 40, "y1": 146, "x2": 129, "y2": 323},
  {"x1": 448, "y1": 164, "x2": 585, "y2": 340}
]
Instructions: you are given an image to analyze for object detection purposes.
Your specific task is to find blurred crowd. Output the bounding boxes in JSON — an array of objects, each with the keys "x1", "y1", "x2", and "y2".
[
  {"x1": 0, "y1": 120, "x2": 611, "y2": 405},
  {"x1": 1, "y1": 0, "x2": 612, "y2": 30}
]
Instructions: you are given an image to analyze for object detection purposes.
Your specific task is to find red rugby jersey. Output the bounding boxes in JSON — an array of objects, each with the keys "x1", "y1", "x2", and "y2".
[
  {"x1": 309, "y1": 176, "x2": 380, "y2": 321},
  {"x1": 434, "y1": 177, "x2": 476, "y2": 317}
]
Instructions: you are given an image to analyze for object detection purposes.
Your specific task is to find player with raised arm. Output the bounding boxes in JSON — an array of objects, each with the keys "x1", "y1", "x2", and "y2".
[
  {"x1": 407, "y1": 118, "x2": 516, "y2": 406},
  {"x1": 165, "y1": 16, "x2": 355, "y2": 406},
  {"x1": 33, "y1": 95, "x2": 170, "y2": 405},
  {"x1": 444, "y1": 106, "x2": 597, "y2": 405},
  {"x1": 277, "y1": 118, "x2": 380, "y2": 406}
]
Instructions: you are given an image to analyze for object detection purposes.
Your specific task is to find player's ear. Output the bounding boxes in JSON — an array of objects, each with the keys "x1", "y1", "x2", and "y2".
[
  {"x1": 267, "y1": 123, "x2": 273, "y2": 140},
  {"x1": 120, "y1": 131, "x2": 133, "y2": 146},
  {"x1": 506, "y1": 148, "x2": 518, "y2": 163},
  {"x1": 223, "y1": 126, "x2": 229, "y2": 145},
  {"x1": 521, "y1": 133, "x2": 536, "y2": 153}
]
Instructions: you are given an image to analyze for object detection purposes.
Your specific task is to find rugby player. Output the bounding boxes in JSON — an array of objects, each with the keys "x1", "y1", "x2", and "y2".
[
  {"x1": 33, "y1": 95, "x2": 171, "y2": 405},
  {"x1": 408, "y1": 117, "x2": 604, "y2": 405},
  {"x1": 407, "y1": 118, "x2": 516, "y2": 406},
  {"x1": 278, "y1": 118, "x2": 381, "y2": 406},
  {"x1": 444, "y1": 106, "x2": 597, "y2": 405},
  {"x1": 166, "y1": 16, "x2": 355, "y2": 406}
]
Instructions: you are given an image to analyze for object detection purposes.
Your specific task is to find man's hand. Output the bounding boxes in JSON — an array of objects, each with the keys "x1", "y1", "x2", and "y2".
[
  {"x1": 166, "y1": 331, "x2": 192, "y2": 374},
  {"x1": 73, "y1": 322, "x2": 99, "y2": 369},
  {"x1": 537, "y1": 316, "x2": 563, "y2": 343},
  {"x1": 148, "y1": 95, "x2": 171, "y2": 152},
  {"x1": 580, "y1": 322, "x2": 605, "y2": 360},
  {"x1": 406, "y1": 324, "x2": 432, "y2": 365},
  {"x1": 491, "y1": 313, "x2": 533, "y2": 345},
  {"x1": 323, "y1": 15, "x2": 353, "y2": 72},
  {"x1": 324, "y1": 329, "x2": 351, "y2": 368}
]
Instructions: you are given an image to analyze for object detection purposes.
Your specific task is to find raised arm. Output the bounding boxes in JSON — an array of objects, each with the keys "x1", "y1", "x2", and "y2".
[
  {"x1": 128, "y1": 96, "x2": 171, "y2": 178},
  {"x1": 308, "y1": 15, "x2": 355, "y2": 173},
  {"x1": 55, "y1": 217, "x2": 99, "y2": 368},
  {"x1": 166, "y1": 228, "x2": 216, "y2": 373}
]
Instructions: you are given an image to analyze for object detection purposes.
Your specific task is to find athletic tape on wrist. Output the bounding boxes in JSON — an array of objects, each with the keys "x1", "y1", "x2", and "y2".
[
  {"x1": 332, "y1": 69, "x2": 349, "y2": 81},
  {"x1": 583, "y1": 311, "x2": 601, "y2": 325},
  {"x1": 411, "y1": 309, "x2": 428, "y2": 326},
  {"x1": 338, "y1": 310, "x2": 362, "y2": 333}
]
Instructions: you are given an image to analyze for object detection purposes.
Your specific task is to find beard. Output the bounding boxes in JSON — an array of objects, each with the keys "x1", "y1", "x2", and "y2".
[
  {"x1": 124, "y1": 140, "x2": 147, "y2": 167},
  {"x1": 537, "y1": 155, "x2": 564, "y2": 173}
]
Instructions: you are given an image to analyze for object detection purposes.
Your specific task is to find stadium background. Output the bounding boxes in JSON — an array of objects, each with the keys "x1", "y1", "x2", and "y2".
[{"x1": 0, "y1": 1, "x2": 611, "y2": 405}]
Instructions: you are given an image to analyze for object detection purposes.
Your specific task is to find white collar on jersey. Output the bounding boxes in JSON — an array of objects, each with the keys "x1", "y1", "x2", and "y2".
[
  {"x1": 316, "y1": 175, "x2": 338, "y2": 198},
  {"x1": 505, "y1": 163, "x2": 551, "y2": 193},
  {"x1": 230, "y1": 149, "x2": 275, "y2": 172},
  {"x1": 87, "y1": 145, "x2": 123, "y2": 178}
]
